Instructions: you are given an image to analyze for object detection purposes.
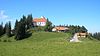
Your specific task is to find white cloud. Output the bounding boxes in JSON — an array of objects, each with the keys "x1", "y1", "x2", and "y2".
[
  {"x1": 0, "y1": 10, "x2": 15, "y2": 22},
  {"x1": 0, "y1": 10, "x2": 8, "y2": 19}
]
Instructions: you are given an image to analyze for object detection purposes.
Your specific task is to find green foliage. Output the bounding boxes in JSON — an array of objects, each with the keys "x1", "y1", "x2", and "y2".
[
  {"x1": 91, "y1": 32, "x2": 100, "y2": 40},
  {"x1": 15, "y1": 16, "x2": 26, "y2": 40},
  {"x1": 14, "y1": 15, "x2": 33, "y2": 40},
  {"x1": 0, "y1": 34, "x2": 15, "y2": 42},
  {"x1": 5, "y1": 21, "x2": 11, "y2": 37},
  {"x1": 67, "y1": 25, "x2": 87, "y2": 34},
  {"x1": 0, "y1": 22, "x2": 4, "y2": 36},
  {"x1": 81, "y1": 26, "x2": 88, "y2": 32},
  {"x1": 44, "y1": 18, "x2": 53, "y2": 32},
  {"x1": 14, "y1": 20, "x2": 18, "y2": 35},
  {"x1": 33, "y1": 26, "x2": 45, "y2": 32},
  {"x1": 3, "y1": 23, "x2": 6, "y2": 34},
  {"x1": 26, "y1": 14, "x2": 33, "y2": 29},
  {"x1": 3, "y1": 39, "x2": 7, "y2": 42}
]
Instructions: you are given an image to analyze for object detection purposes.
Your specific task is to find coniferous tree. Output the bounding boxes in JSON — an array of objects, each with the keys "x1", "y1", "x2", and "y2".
[
  {"x1": 81, "y1": 26, "x2": 88, "y2": 32},
  {"x1": 15, "y1": 16, "x2": 27, "y2": 40},
  {"x1": 3, "y1": 23, "x2": 6, "y2": 34},
  {"x1": 15, "y1": 22, "x2": 25, "y2": 40},
  {"x1": 44, "y1": 18, "x2": 52, "y2": 32},
  {"x1": 0, "y1": 22, "x2": 4, "y2": 36},
  {"x1": 14, "y1": 19, "x2": 19, "y2": 37},
  {"x1": 26, "y1": 14, "x2": 33, "y2": 29},
  {"x1": 9, "y1": 21, "x2": 11, "y2": 34},
  {"x1": 67, "y1": 25, "x2": 88, "y2": 34},
  {"x1": 22, "y1": 15, "x2": 26, "y2": 33},
  {"x1": 14, "y1": 20, "x2": 18, "y2": 32},
  {"x1": 92, "y1": 32, "x2": 100, "y2": 40},
  {"x1": 6, "y1": 21, "x2": 11, "y2": 37}
]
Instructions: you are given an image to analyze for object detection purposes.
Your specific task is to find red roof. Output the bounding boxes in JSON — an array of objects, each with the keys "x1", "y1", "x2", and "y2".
[
  {"x1": 55, "y1": 27, "x2": 69, "y2": 30},
  {"x1": 33, "y1": 17, "x2": 46, "y2": 22}
]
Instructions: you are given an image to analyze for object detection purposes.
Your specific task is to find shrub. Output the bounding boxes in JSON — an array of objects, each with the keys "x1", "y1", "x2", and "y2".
[
  {"x1": 3, "y1": 40, "x2": 7, "y2": 42},
  {"x1": 8, "y1": 40, "x2": 11, "y2": 42},
  {"x1": 0, "y1": 39, "x2": 1, "y2": 42}
]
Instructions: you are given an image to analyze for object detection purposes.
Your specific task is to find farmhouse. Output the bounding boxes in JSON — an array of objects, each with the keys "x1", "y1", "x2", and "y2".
[
  {"x1": 33, "y1": 16, "x2": 47, "y2": 26},
  {"x1": 77, "y1": 33, "x2": 87, "y2": 37},
  {"x1": 52, "y1": 27, "x2": 69, "y2": 32}
]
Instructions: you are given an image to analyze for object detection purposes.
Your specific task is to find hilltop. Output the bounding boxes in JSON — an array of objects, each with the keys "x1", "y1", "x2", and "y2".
[{"x1": 0, "y1": 32, "x2": 100, "y2": 56}]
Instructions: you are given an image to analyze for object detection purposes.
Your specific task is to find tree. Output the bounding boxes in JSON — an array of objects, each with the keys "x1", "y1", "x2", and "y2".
[
  {"x1": 44, "y1": 18, "x2": 52, "y2": 32},
  {"x1": 14, "y1": 20, "x2": 18, "y2": 32},
  {"x1": 6, "y1": 21, "x2": 11, "y2": 37},
  {"x1": 15, "y1": 22, "x2": 25, "y2": 40},
  {"x1": 67, "y1": 25, "x2": 88, "y2": 34},
  {"x1": 26, "y1": 14, "x2": 33, "y2": 29},
  {"x1": 3, "y1": 23, "x2": 6, "y2": 34},
  {"x1": 14, "y1": 19, "x2": 19, "y2": 37},
  {"x1": 0, "y1": 22, "x2": 4, "y2": 36},
  {"x1": 15, "y1": 16, "x2": 27, "y2": 40},
  {"x1": 81, "y1": 26, "x2": 88, "y2": 32},
  {"x1": 92, "y1": 32, "x2": 100, "y2": 40}
]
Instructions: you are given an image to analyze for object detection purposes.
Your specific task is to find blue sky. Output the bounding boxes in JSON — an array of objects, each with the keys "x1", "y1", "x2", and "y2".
[{"x1": 0, "y1": 0, "x2": 100, "y2": 33}]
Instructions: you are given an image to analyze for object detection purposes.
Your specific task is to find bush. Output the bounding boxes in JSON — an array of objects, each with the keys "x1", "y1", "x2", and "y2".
[
  {"x1": 3, "y1": 40, "x2": 7, "y2": 42},
  {"x1": 0, "y1": 39, "x2": 1, "y2": 42},
  {"x1": 8, "y1": 40, "x2": 11, "y2": 42}
]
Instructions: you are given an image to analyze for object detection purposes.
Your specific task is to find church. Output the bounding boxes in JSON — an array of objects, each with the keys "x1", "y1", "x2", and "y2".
[{"x1": 33, "y1": 16, "x2": 47, "y2": 26}]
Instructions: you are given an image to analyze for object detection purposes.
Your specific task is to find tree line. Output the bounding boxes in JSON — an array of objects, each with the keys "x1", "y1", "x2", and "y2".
[
  {"x1": 0, "y1": 21, "x2": 11, "y2": 37},
  {"x1": 14, "y1": 14, "x2": 33, "y2": 40},
  {"x1": 0, "y1": 14, "x2": 33, "y2": 40},
  {"x1": 55, "y1": 25, "x2": 88, "y2": 34},
  {"x1": 67, "y1": 25, "x2": 88, "y2": 34},
  {"x1": 89, "y1": 32, "x2": 100, "y2": 40},
  {"x1": 0, "y1": 14, "x2": 52, "y2": 40}
]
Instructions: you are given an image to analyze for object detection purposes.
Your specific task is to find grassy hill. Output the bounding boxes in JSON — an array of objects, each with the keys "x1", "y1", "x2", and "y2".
[{"x1": 0, "y1": 32, "x2": 100, "y2": 56}]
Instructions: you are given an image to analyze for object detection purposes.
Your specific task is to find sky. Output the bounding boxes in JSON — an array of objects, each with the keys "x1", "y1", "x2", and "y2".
[{"x1": 0, "y1": 0, "x2": 100, "y2": 33}]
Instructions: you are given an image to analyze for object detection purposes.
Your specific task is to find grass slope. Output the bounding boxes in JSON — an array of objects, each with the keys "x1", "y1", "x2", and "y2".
[{"x1": 0, "y1": 32, "x2": 100, "y2": 56}]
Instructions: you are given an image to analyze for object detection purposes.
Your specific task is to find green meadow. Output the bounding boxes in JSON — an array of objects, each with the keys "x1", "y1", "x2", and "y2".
[{"x1": 0, "y1": 32, "x2": 100, "y2": 56}]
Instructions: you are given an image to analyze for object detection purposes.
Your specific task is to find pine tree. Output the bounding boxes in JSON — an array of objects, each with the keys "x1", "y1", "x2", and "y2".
[
  {"x1": 44, "y1": 18, "x2": 52, "y2": 32},
  {"x1": 3, "y1": 23, "x2": 6, "y2": 34},
  {"x1": 14, "y1": 20, "x2": 18, "y2": 34},
  {"x1": 15, "y1": 22, "x2": 21, "y2": 40},
  {"x1": 81, "y1": 26, "x2": 87, "y2": 33},
  {"x1": 14, "y1": 19, "x2": 19, "y2": 38},
  {"x1": 0, "y1": 22, "x2": 4, "y2": 36},
  {"x1": 67, "y1": 25, "x2": 88, "y2": 34},
  {"x1": 6, "y1": 21, "x2": 11, "y2": 37},
  {"x1": 92, "y1": 32, "x2": 100, "y2": 40},
  {"x1": 15, "y1": 16, "x2": 27, "y2": 40},
  {"x1": 26, "y1": 14, "x2": 33, "y2": 29}
]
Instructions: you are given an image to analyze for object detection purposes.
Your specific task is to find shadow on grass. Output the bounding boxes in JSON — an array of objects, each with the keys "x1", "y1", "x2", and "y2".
[
  {"x1": 15, "y1": 31, "x2": 32, "y2": 41},
  {"x1": 24, "y1": 31, "x2": 32, "y2": 39}
]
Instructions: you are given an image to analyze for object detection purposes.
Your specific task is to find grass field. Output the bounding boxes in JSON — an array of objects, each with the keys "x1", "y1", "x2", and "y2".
[{"x1": 0, "y1": 32, "x2": 100, "y2": 56}]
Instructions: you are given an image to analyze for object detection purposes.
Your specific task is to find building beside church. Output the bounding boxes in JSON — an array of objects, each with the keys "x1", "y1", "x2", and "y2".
[{"x1": 52, "y1": 26, "x2": 69, "y2": 32}]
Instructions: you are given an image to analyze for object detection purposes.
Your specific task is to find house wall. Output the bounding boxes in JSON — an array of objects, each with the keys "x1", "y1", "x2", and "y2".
[
  {"x1": 52, "y1": 28, "x2": 57, "y2": 32},
  {"x1": 35, "y1": 22, "x2": 46, "y2": 26},
  {"x1": 77, "y1": 33, "x2": 87, "y2": 38}
]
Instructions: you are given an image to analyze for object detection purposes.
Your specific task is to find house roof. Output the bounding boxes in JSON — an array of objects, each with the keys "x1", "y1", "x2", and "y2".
[
  {"x1": 77, "y1": 33, "x2": 87, "y2": 36},
  {"x1": 54, "y1": 27, "x2": 69, "y2": 31},
  {"x1": 33, "y1": 16, "x2": 47, "y2": 22}
]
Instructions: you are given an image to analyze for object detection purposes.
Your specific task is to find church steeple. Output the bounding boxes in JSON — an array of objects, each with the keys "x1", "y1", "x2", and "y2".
[{"x1": 41, "y1": 16, "x2": 46, "y2": 19}]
